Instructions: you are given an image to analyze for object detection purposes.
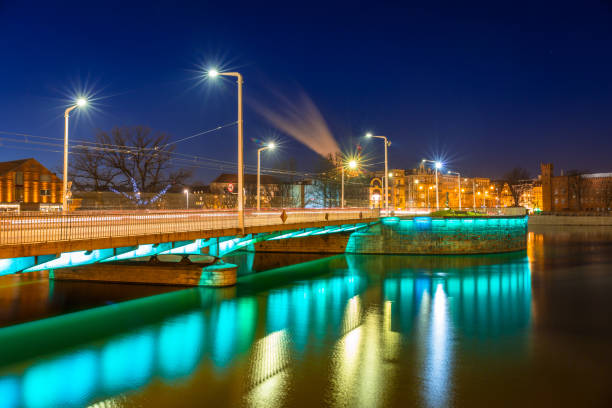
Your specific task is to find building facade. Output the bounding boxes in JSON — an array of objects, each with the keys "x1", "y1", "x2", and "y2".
[
  {"x1": 370, "y1": 163, "x2": 513, "y2": 210},
  {"x1": 541, "y1": 163, "x2": 612, "y2": 212},
  {"x1": 0, "y1": 158, "x2": 62, "y2": 211}
]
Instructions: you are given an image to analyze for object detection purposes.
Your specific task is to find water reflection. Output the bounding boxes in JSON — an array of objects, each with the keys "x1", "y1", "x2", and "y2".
[{"x1": 0, "y1": 253, "x2": 531, "y2": 408}]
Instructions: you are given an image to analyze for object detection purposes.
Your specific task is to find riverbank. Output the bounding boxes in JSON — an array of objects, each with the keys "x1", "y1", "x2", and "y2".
[{"x1": 529, "y1": 214, "x2": 612, "y2": 226}]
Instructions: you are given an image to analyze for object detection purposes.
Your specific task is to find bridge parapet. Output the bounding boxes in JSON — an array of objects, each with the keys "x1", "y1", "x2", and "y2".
[{"x1": 0, "y1": 208, "x2": 380, "y2": 258}]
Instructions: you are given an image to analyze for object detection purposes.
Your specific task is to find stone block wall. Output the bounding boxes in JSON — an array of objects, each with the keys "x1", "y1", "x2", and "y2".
[{"x1": 256, "y1": 216, "x2": 528, "y2": 255}]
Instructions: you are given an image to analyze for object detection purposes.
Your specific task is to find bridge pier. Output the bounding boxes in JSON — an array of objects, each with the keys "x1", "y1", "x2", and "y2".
[{"x1": 50, "y1": 256, "x2": 238, "y2": 287}]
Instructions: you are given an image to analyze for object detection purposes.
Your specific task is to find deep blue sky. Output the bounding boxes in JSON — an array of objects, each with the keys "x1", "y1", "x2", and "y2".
[{"x1": 1, "y1": 0, "x2": 611, "y2": 182}]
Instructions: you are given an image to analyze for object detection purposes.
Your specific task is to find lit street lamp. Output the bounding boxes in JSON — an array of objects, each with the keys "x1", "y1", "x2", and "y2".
[
  {"x1": 422, "y1": 159, "x2": 442, "y2": 210},
  {"x1": 183, "y1": 188, "x2": 189, "y2": 210},
  {"x1": 208, "y1": 68, "x2": 245, "y2": 231},
  {"x1": 257, "y1": 142, "x2": 275, "y2": 211},
  {"x1": 341, "y1": 158, "x2": 358, "y2": 209},
  {"x1": 63, "y1": 97, "x2": 87, "y2": 212},
  {"x1": 448, "y1": 170, "x2": 461, "y2": 209},
  {"x1": 366, "y1": 132, "x2": 391, "y2": 213}
]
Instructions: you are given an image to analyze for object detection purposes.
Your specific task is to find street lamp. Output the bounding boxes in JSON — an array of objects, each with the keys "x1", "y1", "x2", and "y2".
[
  {"x1": 422, "y1": 159, "x2": 443, "y2": 210},
  {"x1": 183, "y1": 188, "x2": 189, "y2": 210},
  {"x1": 207, "y1": 68, "x2": 245, "y2": 231},
  {"x1": 62, "y1": 97, "x2": 87, "y2": 212},
  {"x1": 366, "y1": 132, "x2": 391, "y2": 213},
  {"x1": 257, "y1": 142, "x2": 275, "y2": 211},
  {"x1": 341, "y1": 158, "x2": 358, "y2": 209},
  {"x1": 448, "y1": 170, "x2": 461, "y2": 209}
]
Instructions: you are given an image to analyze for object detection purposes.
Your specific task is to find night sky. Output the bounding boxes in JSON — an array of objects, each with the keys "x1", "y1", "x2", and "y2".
[{"x1": 1, "y1": 1, "x2": 611, "y2": 182}]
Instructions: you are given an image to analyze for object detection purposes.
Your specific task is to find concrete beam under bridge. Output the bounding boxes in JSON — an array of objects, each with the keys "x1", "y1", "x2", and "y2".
[{"x1": 0, "y1": 223, "x2": 374, "y2": 283}]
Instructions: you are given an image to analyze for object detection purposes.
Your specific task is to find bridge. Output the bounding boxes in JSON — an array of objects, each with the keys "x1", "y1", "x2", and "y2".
[{"x1": 0, "y1": 209, "x2": 380, "y2": 282}]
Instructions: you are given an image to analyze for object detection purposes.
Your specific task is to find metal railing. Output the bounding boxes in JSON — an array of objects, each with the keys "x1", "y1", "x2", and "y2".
[{"x1": 0, "y1": 208, "x2": 380, "y2": 246}]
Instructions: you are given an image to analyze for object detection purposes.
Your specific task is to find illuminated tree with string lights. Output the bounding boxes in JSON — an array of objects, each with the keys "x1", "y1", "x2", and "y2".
[{"x1": 70, "y1": 126, "x2": 191, "y2": 194}]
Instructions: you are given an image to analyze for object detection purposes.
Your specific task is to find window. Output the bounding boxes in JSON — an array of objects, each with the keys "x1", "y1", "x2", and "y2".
[
  {"x1": 40, "y1": 174, "x2": 50, "y2": 182},
  {"x1": 40, "y1": 189, "x2": 51, "y2": 196},
  {"x1": 15, "y1": 172, "x2": 23, "y2": 185}
]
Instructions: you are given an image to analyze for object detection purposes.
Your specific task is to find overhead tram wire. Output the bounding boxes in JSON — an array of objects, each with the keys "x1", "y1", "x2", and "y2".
[{"x1": 0, "y1": 128, "x2": 374, "y2": 183}]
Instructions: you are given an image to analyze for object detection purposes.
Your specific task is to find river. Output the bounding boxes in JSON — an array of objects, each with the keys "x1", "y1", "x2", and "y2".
[{"x1": 0, "y1": 225, "x2": 611, "y2": 407}]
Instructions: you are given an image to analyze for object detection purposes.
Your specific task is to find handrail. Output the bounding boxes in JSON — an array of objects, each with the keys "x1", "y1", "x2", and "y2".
[{"x1": 0, "y1": 208, "x2": 380, "y2": 246}]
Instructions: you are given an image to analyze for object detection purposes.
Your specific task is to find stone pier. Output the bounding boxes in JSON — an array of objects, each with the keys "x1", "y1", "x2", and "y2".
[{"x1": 50, "y1": 257, "x2": 237, "y2": 287}]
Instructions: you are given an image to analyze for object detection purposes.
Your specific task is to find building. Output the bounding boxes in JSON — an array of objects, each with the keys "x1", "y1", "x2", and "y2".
[
  {"x1": 370, "y1": 162, "x2": 513, "y2": 210},
  {"x1": 541, "y1": 163, "x2": 612, "y2": 212},
  {"x1": 210, "y1": 173, "x2": 282, "y2": 209},
  {"x1": 369, "y1": 169, "x2": 406, "y2": 209},
  {"x1": 0, "y1": 158, "x2": 63, "y2": 211}
]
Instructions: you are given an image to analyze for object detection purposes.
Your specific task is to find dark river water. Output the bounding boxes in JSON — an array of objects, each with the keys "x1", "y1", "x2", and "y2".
[{"x1": 1, "y1": 225, "x2": 612, "y2": 407}]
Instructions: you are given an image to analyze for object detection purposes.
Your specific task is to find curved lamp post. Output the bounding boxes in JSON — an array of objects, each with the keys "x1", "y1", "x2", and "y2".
[
  {"x1": 341, "y1": 158, "x2": 358, "y2": 208},
  {"x1": 63, "y1": 97, "x2": 87, "y2": 212},
  {"x1": 447, "y1": 170, "x2": 461, "y2": 209},
  {"x1": 366, "y1": 133, "x2": 391, "y2": 213},
  {"x1": 207, "y1": 69, "x2": 245, "y2": 231},
  {"x1": 257, "y1": 142, "x2": 275, "y2": 211},
  {"x1": 422, "y1": 159, "x2": 443, "y2": 210}
]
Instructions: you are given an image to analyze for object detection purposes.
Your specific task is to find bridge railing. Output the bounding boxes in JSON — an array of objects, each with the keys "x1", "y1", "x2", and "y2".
[{"x1": 0, "y1": 208, "x2": 380, "y2": 246}]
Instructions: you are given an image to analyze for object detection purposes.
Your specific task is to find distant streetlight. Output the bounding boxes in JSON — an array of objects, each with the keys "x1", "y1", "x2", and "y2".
[
  {"x1": 257, "y1": 142, "x2": 275, "y2": 211},
  {"x1": 341, "y1": 158, "x2": 359, "y2": 209},
  {"x1": 366, "y1": 132, "x2": 391, "y2": 213},
  {"x1": 63, "y1": 97, "x2": 87, "y2": 212},
  {"x1": 423, "y1": 159, "x2": 443, "y2": 210},
  {"x1": 448, "y1": 170, "x2": 461, "y2": 209},
  {"x1": 207, "y1": 68, "x2": 244, "y2": 231},
  {"x1": 183, "y1": 188, "x2": 189, "y2": 210}
]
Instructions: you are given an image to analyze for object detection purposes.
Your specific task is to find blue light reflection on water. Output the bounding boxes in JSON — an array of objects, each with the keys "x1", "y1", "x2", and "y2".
[{"x1": 0, "y1": 254, "x2": 531, "y2": 408}]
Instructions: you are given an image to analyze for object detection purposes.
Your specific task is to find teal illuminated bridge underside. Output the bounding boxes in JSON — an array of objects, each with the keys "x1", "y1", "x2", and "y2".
[
  {"x1": 0, "y1": 214, "x2": 529, "y2": 278},
  {"x1": 0, "y1": 223, "x2": 372, "y2": 276}
]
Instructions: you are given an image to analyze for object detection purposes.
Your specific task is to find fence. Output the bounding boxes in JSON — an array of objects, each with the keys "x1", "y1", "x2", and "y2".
[{"x1": 0, "y1": 208, "x2": 380, "y2": 246}]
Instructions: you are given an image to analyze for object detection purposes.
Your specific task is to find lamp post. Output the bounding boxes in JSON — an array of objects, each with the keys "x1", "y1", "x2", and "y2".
[
  {"x1": 448, "y1": 170, "x2": 461, "y2": 209},
  {"x1": 208, "y1": 69, "x2": 245, "y2": 231},
  {"x1": 472, "y1": 179, "x2": 477, "y2": 209},
  {"x1": 183, "y1": 188, "x2": 189, "y2": 210},
  {"x1": 422, "y1": 159, "x2": 442, "y2": 210},
  {"x1": 257, "y1": 142, "x2": 275, "y2": 211},
  {"x1": 62, "y1": 97, "x2": 87, "y2": 212},
  {"x1": 366, "y1": 133, "x2": 390, "y2": 213},
  {"x1": 341, "y1": 159, "x2": 358, "y2": 208}
]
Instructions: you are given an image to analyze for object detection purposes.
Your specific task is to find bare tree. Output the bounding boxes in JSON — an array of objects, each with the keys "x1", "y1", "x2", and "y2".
[
  {"x1": 502, "y1": 167, "x2": 531, "y2": 206},
  {"x1": 71, "y1": 126, "x2": 191, "y2": 193},
  {"x1": 566, "y1": 170, "x2": 587, "y2": 211},
  {"x1": 69, "y1": 148, "x2": 118, "y2": 191},
  {"x1": 602, "y1": 179, "x2": 612, "y2": 211}
]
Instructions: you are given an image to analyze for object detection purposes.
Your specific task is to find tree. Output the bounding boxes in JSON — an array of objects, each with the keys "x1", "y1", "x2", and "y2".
[
  {"x1": 502, "y1": 167, "x2": 531, "y2": 206},
  {"x1": 69, "y1": 148, "x2": 118, "y2": 191},
  {"x1": 71, "y1": 126, "x2": 191, "y2": 193},
  {"x1": 275, "y1": 157, "x2": 300, "y2": 208},
  {"x1": 602, "y1": 179, "x2": 612, "y2": 212}
]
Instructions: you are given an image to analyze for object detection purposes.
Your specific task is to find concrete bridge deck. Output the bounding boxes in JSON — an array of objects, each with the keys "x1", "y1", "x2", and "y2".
[{"x1": 0, "y1": 209, "x2": 380, "y2": 258}]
